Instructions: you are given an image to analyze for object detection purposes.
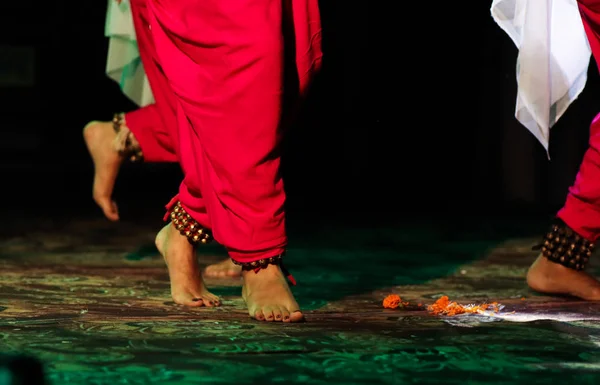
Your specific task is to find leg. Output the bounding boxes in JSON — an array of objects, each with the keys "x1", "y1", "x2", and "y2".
[
  {"x1": 202, "y1": 0, "x2": 323, "y2": 279},
  {"x1": 527, "y1": 114, "x2": 600, "y2": 300},
  {"x1": 130, "y1": 0, "x2": 217, "y2": 304},
  {"x1": 126, "y1": 0, "x2": 179, "y2": 160},
  {"x1": 85, "y1": 0, "x2": 179, "y2": 221},
  {"x1": 155, "y1": 198, "x2": 219, "y2": 307},
  {"x1": 154, "y1": 106, "x2": 216, "y2": 307},
  {"x1": 149, "y1": 0, "x2": 305, "y2": 321},
  {"x1": 84, "y1": 105, "x2": 175, "y2": 221},
  {"x1": 527, "y1": 0, "x2": 600, "y2": 300}
]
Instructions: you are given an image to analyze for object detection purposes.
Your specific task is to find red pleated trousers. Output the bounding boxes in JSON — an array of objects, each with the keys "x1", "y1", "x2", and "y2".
[
  {"x1": 122, "y1": 0, "x2": 179, "y2": 163},
  {"x1": 557, "y1": 1, "x2": 600, "y2": 241},
  {"x1": 141, "y1": 0, "x2": 323, "y2": 263}
]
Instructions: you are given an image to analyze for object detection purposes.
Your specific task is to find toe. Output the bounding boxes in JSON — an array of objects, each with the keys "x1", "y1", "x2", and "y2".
[
  {"x1": 281, "y1": 308, "x2": 291, "y2": 322},
  {"x1": 288, "y1": 310, "x2": 304, "y2": 323},
  {"x1": 95, "y1": 197, "x2": 119, "y2": 221},
  {"x1": 273, "y1": 307, "x2": 283, "y2": 322},
  {"x1": 174, "y1": 297, "x2": 205, "y2": 307},
  {"x1": 205, "y1": 293, "x2": 221, "y2": 307},
  {"x1": 191, "y1": 297, "x2": 205, "y2": 306},
  {"x1": 263, "y1": 307, "x2": 275, "y2": 322},
  {"x1": 203, "y1": 299, "x2": 216, "y2": 307},
  {"x1": 254, "y1": 310, "x2": 265, "y2": 321},
  {"x1": 104, "y1": 201, "x2": 120, "y2": 221}
]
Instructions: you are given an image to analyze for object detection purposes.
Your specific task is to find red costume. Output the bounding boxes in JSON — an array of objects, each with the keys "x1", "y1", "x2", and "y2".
[
  {"x1": 122, "y1": 0, "x2": 179, "y2": 163},
  {"x1": 557, "y1": 1, "x2": 600, "y2": 241},
  {"x1": 130, "y1": 0, "x2": 323, "y2": 265}
]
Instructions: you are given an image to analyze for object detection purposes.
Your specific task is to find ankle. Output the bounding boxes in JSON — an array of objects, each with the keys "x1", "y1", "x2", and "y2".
[
  {"x1": 168, "y1": 224, "x2": 194, "y2": 249},
  {"x1": 241, "y1": 264, "x2": 285, "y2": 283},
  {"x1": 112, "y1": 113, "x2": 143, "y2": 162}
]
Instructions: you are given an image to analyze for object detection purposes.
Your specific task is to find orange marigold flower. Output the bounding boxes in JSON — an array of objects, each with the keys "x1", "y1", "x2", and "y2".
[
  {"x1": 427, "y1": 295, "x2": 502, "y2": 316},
  {"x1": 383, "y1": 294, "x2": 402, "y2": 309}
]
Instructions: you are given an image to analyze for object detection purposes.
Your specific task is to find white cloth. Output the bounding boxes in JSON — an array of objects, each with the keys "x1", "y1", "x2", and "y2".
[
  {"x1": 105, "y1": 0, "x2": 154, "y2": 107},
  {"x1": 491, "y1": 0, "x2": 591, "y2": 154}
]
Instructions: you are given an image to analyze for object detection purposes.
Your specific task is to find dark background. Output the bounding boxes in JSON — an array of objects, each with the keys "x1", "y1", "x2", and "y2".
[{"x1": 1, "y1": 2, "x2": 599, "y2": 226}]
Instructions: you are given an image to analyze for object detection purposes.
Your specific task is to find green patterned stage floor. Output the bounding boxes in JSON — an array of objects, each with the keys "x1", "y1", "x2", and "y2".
[{"x1": 2, "y1": 217, "x2": 600, "y2": 384}]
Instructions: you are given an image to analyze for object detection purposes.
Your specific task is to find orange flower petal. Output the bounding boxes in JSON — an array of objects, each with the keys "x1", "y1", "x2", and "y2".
[{"x1": 383, "y1": 294, "x2": 402, "y2": 309}]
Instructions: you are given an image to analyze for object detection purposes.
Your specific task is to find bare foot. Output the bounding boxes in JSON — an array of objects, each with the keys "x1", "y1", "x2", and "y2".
[
  {"x1": 155, "y1": 224, "x2": 221, "y2": 307},
  {"x1": 527, "y1": 254, "x2": 600, "y2": 300},
  {"x1": 242, "y1": 264, "x2": 303, "y2": 322},
  {"x1": 204, "y1": 259, "x2": 242, "y2": 278},
  {"x1": 83, "y1": 121, "x2": 123, "y2": 221}
]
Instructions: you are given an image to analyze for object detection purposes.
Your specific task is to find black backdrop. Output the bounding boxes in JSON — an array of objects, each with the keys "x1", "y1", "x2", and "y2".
[{"x1": 1, "y1": 2, "x2": 599, "y2": 222}]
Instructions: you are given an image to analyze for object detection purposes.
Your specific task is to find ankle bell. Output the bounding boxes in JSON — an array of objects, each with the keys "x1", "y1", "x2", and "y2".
[
  {"x1": 540, "y1": 220, "x2": 594, "y2": 271},
  {"x1": 112, "y1": 113, "x2": 143, "y2": 162},
  {"x1": 167, "y1": 201, "x2": 212, "y2": 246}
]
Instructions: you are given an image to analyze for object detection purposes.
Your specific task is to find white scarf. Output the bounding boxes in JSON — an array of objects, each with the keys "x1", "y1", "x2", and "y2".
[
  {"x1": 104, "y1": 0, "x2": 154, "y2": 107},
  {"x1": 491, "y1": 0, "x2": 591, "y2": 155}
]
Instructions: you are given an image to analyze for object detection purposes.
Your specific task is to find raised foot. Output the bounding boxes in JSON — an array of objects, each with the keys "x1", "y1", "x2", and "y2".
[
  {"x1": 83, "y1": 121, "x2": 123, "y2": 221},
  {"x1": 527, "y1": 254, "x2": 600, "y2": 300},
  {"x1": 155, "y1": 224, "x2": 221, "y2": 307},
  {"x1": 242, "y1": 263, "x2": 303, "y2": 323},
  {"x1": 204, "y1": 259, "x2": 242, "y2": 278}
]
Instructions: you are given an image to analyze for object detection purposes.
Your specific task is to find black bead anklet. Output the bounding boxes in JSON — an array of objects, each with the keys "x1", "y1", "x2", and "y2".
[{"x1": 540, "y1": 220, "x2": 594, "y2": 271}]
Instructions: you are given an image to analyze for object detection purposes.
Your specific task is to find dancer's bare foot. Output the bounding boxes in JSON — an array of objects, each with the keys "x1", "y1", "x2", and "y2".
[
  {"x1": 242, "y1": 264, "x2": 303, "y2": 322},
  {"x1": 527, "y1": 254, "x2": 600, "y2": 300},
  {"x1": 83, "y1": 121, "x2": 123, "y2": 221},
  {"x1": 155, "y1": 224, "x2": 221, "y2": 307},
  {"x1": 204, "y1": 259, "x2": 242, "y2": 278}
]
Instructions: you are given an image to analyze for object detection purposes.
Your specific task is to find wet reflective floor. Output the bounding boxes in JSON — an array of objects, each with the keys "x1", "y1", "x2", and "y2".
[{"x1": 2, "y1": 217, "x2": 600, "y2": 384}]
